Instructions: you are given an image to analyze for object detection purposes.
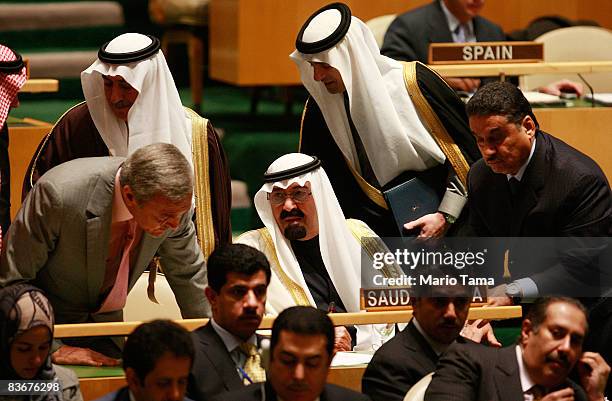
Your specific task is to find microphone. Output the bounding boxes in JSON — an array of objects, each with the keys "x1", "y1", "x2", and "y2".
[
  {"x1": 578, "y1": 73, "x2": 595, "y2": 108},
  {"x1": 259, "y1": 338, "x2": 271, "y2": 371}
]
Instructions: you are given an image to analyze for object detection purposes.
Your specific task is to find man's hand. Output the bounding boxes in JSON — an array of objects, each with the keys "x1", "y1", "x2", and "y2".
[
  {"x1": 538, "y1": 79, "x2": 584, "y2": 97},
  {"x1": 578, "y1": 352, "x2": 610, "y2": 401},
  {"x1": 404, "y1": 212, "x2": 448, "y2": 238},
  {"x1": 445, "y1": 77, "x2": 481, "y2": 93},
  {"x1": 52, "y1": 345, "x2": 121, "y2": 366},
  {"x1": 460, "y1": 319, "x2": 502, "y2": 347},
  {"x1": 486, "y1": 284, "x2": 513, "y2": 306},
  {"x1": 334, "y1": 326, "x2": 352, "y2": 352}
]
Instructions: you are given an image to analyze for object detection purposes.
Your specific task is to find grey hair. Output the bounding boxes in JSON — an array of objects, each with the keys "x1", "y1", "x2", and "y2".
[{"x1": 119, "y1": 143, "x2": 193, "y2": 203}]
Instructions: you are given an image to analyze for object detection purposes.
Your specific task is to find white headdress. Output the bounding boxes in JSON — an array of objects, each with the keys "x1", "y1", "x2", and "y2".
[
  {"x1": 254, "y1": 153, "x2": 363, "y2": 313},
  {"x1": 81, "y1": 33, "x2": 192, "y2": 165},
  {"x1": 291, "y1": 4, "x2": 445, "y2": 186}
]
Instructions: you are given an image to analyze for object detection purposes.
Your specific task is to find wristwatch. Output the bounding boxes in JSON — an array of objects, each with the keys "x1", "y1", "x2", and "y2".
[
  {"x1": 441, "y1": 212, "x2": 456, "y2": 225},
  {"x1": 505, "y1": 283, "x2": 523, "y2": 304}
]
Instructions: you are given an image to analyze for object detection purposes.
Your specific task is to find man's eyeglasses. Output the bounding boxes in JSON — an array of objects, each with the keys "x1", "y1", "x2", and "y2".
[{"x1": 267, "y1": 188, "x2": 312, "y2": 205}]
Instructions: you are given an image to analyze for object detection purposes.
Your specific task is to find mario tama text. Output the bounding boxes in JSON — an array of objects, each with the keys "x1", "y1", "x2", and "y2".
[
  {"x1": 362, "y1": 237, "x2": 612, "y2": 299},
  {"x1": 372, "y1": 273, "x2": 494, "y2": 287}
]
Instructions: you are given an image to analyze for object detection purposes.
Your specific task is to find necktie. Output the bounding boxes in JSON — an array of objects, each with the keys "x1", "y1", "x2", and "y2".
[
  {"x1": 528, "y1": 384, "x2": 545, "y2": 401},
  {"x1": 239, "y1": 342, "x2": 266, "y2": 384},
  {"x1": 98, "y1": 219, "x2": 137, "y2": 313},
  {"x1": 508, "y1": 177, "x2": 521, "y2": 203},
  {"x1": 455, "y1": 23, "x2": 468, "y2": 43}
]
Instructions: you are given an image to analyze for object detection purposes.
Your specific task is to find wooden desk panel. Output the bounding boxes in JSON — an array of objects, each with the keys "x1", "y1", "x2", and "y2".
[
  {"x1": 7, "y1": 120, "x2": 51, "y2": 219},
  {"x1": 534, "y1": 107, "x2": 612, "y2": 183},
  {"x1": 80, "y1": 377, "x2": 125, "y2": 401},
  {"x1": 209, "y1": 0, "x2": 427, "y2": 85},
  {"x1": 327, "y1": 364, "x2": 367, "y2": 392},
  {"x1": 55, "y1": 307, "x2": 522, "y2": 338},
  {"x1": 209, "y1": 0, "x2": 612, "y2": 86},
  {"x1": 20, "y1": 79, "x2": 59, "y2": 93},
  {"x1": 430, "y1": 61, "x2": 612, "y2": 78}
]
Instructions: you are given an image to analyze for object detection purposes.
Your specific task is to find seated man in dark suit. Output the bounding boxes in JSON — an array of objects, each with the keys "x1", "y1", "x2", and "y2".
[
  {"x1": 426, "y1": 297, "x2": 610, "y2": 401},
  {"x1": 362, "y1": 268, "x2": 500, "y2": 401},
  {"x1": 94, "y1": 319, "x2": 194, "y2": 401},
  {"x1": 213, "y1": 306, "x2": 371, "y2": 401},
  {"x1": 382, "y1": 0, "x2": 582, "y2": 95},
  {"x1": 188, "y1": 243, "x2": 271, "y2": 401},
  {"x1": 382, "y1": 0, "x2": 503, "y2": 93}
]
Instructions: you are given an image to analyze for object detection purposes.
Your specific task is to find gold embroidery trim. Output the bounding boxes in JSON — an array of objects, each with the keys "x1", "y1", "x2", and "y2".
[
  {"x1": 402, "y1": 61, "x2": 470, "y2": 186},
  {"x1": 298, "y1": 97, "x2": 309, "y2": 152},
  {"x1": 28, "y1": 101, "x2": 86, "y2": 190},
  {"x1": 258, "y1": 228, "x2": 311, "y2": 307},
  {"x1": 345, "y1": 158, "x2": 388, "y2": 209},
  {"x1": 346, "y1": 219, "x2": 402, "y2": 279},
  {"x1": 186, "y1": 107, "x2": 215, "y2": 259}
]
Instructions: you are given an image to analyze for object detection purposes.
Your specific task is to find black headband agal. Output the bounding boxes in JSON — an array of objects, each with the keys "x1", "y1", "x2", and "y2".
[
  {"x1": 98, "y1": 34, "x2": 161, "y2": 64},
  {"x1": 295, "y1": 2, "x2": 351, "y2": 54},
  {"x1": 264, "y1": 157, "x2": 321, "y2": 183},
  {"x1": 0, "y1": 49, "x2": 24, "y2": 74}
]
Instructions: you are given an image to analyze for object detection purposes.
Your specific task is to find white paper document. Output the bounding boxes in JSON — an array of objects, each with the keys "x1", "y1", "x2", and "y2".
[
  {"x1": 521, "y1": 91, "x2": 566, "y2": 105},
  {"x1": 331, "y1": 351, "x2": 374, "y2": 367},
  {"x1": 585, "y1": 93, "x2": 612, "y2": 105}
]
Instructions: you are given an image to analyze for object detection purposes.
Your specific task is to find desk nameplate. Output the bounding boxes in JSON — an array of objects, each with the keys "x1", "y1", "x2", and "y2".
[
  {"x1": 360, "y1": 287, "x2": 487, "y2": 311},
  {"x1": 429, "y1": 41, "x2": 543, "y2": 65}
]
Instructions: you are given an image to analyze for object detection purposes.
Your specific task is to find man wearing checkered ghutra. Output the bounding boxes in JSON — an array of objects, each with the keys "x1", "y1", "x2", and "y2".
[{"x1": 0, "y1": 44, "x2": 26, "y2": 238}]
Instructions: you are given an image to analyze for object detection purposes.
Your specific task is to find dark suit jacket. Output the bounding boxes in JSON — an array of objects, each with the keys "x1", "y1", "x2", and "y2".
[
  {"x1": 425, "y1": 342, "x2": 588, "y2": 401},
  {"x1": 381, "y1": 0, "x2": 505, "y2": 63},
  {"x1": 187, "y1": 322, "x2": 245, "y2": 401},
  {"x1": 586, "y1": 296, "x2": 612, "y2": 396},
  {"x1": 212, "y1": 381, "x2": 371, "y2": 401},
  {"x1": 362, "y1": 321, "x2": 438, "y2": 401},
  {"x1": 468, "y1": 131, "x2": 612, "y2": 296},
  {"x1": 469, "y1": 131, "x2": 612, "y2": 237}
]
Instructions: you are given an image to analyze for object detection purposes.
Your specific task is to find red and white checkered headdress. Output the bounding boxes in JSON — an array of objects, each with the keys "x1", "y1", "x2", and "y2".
[{"x1": 0, "y1": 45, "x2": 27, "y2": 128}]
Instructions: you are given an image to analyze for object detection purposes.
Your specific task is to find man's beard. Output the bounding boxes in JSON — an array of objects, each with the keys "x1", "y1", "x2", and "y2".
[
  {"x1": 280, "y1": 209, "x2": 308, "y2": 240},
  {"x1": 284, "y1": 224, "x2": 307, "y2": 240}
]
